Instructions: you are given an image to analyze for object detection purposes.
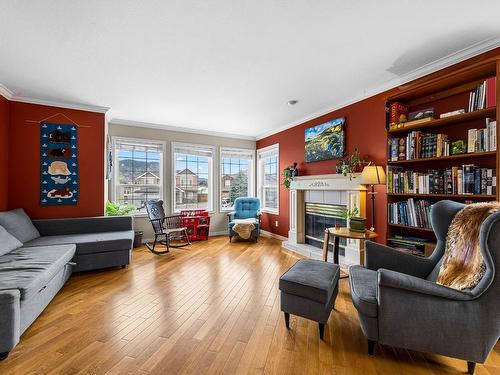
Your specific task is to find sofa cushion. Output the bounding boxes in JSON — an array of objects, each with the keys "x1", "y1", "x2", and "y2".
[
  {"x1": 0, "y1": 208, "x2": 40, "y2": 243},
  {"x1": 349, "y1": 265, "x2": 378, "y2": 318},
  {"x1": 23, "y1": 231, "x2": 134, "y2": 255},
  {"x1": 0, "y1": 244, "x2": 75, "y2": 301},
  {"x1": 0, "y1": 225, "x2": 23, "y2": 256},
  {"x1": 279, "y1": 259, "x2": 339, "y2": 304}
]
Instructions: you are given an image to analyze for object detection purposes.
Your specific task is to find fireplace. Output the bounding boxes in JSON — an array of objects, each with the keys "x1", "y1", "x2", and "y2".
[
  {"x1": 282, "y1": 174, "x2": 367, "y2": 270},
  {"x1": 305, "y1": 203, "x2": 347, "y2": 256}
]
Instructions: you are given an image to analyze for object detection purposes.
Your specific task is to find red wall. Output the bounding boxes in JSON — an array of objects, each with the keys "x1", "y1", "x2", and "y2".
[
  {"x1": 256, "y1": 47, "x2": 500, "y2": 243},
  {"x1": 0, "y1": 96, "x2": 9, "y2": 211},
  {"x1": 257, "y1": 94, "x2": 390, "y2": 242},
  {"x1": 7, "y1": 102, "x2": 105, "y2": 219}
]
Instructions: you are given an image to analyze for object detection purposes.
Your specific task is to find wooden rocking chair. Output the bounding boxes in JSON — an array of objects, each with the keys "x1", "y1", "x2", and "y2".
[{"x1": 145, "y1": 200, "x2": 191, "y2": 255}]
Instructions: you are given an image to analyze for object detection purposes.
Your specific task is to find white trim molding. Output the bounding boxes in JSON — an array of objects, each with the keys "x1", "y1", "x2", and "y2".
[
  {"x1": 0, "y1": 83, "x2": 109, "y2": 114},
  {"x1": 260, "y1": 229, "x2": 287, "y2": 242},
  {"x1": 256, "y1": 143, "x2": 280, "y2": 215},
  {"x1": 110, "y1": 118, "x2": 255, "y2": 141}
]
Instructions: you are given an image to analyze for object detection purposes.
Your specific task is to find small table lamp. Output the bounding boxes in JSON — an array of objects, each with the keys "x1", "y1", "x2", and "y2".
[{"x1": 361, "y1": 165, "x2": 386, "y2": 231}]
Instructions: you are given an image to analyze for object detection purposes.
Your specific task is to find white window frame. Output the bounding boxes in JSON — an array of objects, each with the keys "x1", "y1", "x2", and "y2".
[
  {"x1": 257, "y1": 143, "x2": 279, "y2": 214},
  {"x1": 219, "y1": 147, "x2": 256, "y2": 212},
  {"x1": 171, "y1": 142, "x2": 215, "y2": 213},
  {"x1": 111, "y1": 136, "x2": 165, "y2": 216}
]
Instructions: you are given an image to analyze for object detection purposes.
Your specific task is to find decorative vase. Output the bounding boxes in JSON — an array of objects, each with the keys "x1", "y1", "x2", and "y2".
[{"x1": 349, "y1": 217, "x2": 366, "y2": 232}]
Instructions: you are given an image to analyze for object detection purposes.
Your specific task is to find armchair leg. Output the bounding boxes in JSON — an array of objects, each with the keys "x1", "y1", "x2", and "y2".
[
  {"x1": 318, "y1": 323, "x2": 325, "y2": 340},
  {"x1": 367, "y1": 339, "x2": 375, "y2": 355},
  {"x1": 467, "y1": 362, "x2": 475, "y2": 374},
  {"x1": 284, "y1": 312, "x2": 290, "y2": 329},
  {"x1": 0, "y1": 352, "x2": 8, "y2": 361}
]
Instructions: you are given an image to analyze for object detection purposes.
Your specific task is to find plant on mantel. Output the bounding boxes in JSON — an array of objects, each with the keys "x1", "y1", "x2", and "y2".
[{"x1": 336, "y1": 148, "x2": 367, "y2": 180}]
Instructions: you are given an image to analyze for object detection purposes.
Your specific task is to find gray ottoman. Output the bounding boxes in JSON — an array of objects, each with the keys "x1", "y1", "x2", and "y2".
[{"x1": 279, "y1": 259, "x2": 340, "y2": 339}]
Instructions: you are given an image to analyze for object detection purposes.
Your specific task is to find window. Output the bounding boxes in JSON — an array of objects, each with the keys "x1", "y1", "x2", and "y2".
[
  {"x1": 113, "y1": 137, "x2": 164, "y2": 214},
  {"x1": 220, "y1": 148, "x2": 255, "y2": 211},
  {"x1": 173, "y1": 142, "x2": 214, "y2": 212},
  {"x1": 257, "y1": 144, "x2": 279, "y2": 214}
]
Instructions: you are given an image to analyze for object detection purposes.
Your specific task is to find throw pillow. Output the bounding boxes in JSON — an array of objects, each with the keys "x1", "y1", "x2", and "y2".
[
  {"x1": 0, "y1": 208, "x2": 41, "y2": 243},
  {"x1": 436, "y1": 202, "x2": 500, "y2": 290},
  {"x1": 0, "y1": 225, "x2": 23, "y2": 256}
]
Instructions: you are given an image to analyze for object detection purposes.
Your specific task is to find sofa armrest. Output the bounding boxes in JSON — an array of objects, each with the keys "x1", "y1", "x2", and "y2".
[
  {"x1": 377, "y1": 269, "x2": 473, "y2": 301},
  {"x1": 365, "y1": 241, "x2": 436, "y2": 278},
  {"x1": 33, "y1": 216, "x2": 133, "y2": 236},
  {"x1": 0, "y1": 289, "x2": 21, "y2": 354},
  {"x1": 227, "y1": 212, "x2": 235, "y2": 223}
]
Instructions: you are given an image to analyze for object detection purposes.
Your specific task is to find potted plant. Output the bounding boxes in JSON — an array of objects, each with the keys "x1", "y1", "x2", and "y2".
[
  {"x1": 336, "y1": 148, "x2": 364, "y2": 180},
  {"x1": 342, "y1": 206, "x2": 366, "y2": 232},
  {"x1": 106, "y1": 201, "x2": 143, "y2": 248},
  {"x1": 282, "y1": 162, "x2": 298, "y2": 189}
]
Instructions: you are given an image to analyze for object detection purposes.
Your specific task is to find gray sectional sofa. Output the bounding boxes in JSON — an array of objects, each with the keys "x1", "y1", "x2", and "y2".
[{"x1": 0, "y1": 209, "x2": 134, "y2": 360}]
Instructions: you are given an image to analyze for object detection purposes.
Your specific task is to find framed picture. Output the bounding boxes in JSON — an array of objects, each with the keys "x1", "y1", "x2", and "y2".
[{"x1": 305, "y1": 117, "x2": 345, "y2": 162}]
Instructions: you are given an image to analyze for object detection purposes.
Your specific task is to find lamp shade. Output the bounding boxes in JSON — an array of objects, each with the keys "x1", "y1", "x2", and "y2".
[{"x1": 361, "y1": 165, "x2": 386, "y2": 185}]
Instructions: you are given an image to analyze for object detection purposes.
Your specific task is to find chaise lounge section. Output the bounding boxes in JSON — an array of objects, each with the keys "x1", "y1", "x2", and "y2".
[{"x1": 0, "y1": 211, "x2": 134, "y2": 359}]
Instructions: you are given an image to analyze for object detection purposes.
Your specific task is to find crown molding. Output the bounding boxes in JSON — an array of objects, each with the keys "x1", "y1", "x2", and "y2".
[
  {"x1": 0, "y1": 83, "x2": 109, "y2": 113},
  {"x1": 256, "y1": 37, "x2": 500, "y2": 140},
  {"x1": 0, "y1": 84, "x2": 14, "y2": 100},
  {"x1": 109, "y1": 118, "x2": 256, "y2": 141},
  {"x1": 11, "y1": 95, "x2": 110, "y2": 113}
]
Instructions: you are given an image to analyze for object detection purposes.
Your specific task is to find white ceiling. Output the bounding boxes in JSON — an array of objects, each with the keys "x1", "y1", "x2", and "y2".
[{"x1": 1, "y1": 1, "x2": 499, "y2": 139}]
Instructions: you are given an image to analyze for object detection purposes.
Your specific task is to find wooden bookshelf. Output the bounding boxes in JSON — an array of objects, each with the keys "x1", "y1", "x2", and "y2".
[
  {"x1": 387, "y1": 223, "x2": 434, "y2": 232},
  {"x1": 385, "y1": 56, "x2": 500, "y2": 251},
  {"x1": 388, "y1": 107, "x2": 495, "y2": 134},
  {"x1": 387, "y1": 151, "x2": 496, "y2": 165},
  {"x1": 387, "y1": 193, "x2": 496, "y2": 199}
]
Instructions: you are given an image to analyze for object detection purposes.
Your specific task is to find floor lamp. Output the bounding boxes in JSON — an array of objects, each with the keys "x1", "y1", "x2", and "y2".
[{"x1": 361, "y1": 165, "x2": 386, "y2": 231}]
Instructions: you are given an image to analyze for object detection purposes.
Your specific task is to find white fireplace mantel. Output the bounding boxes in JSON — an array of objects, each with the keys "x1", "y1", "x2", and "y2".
[
  {"x1": 289, "y1": 173, "x2": 367, "y2": 192},
  {"x1": 283, "y1": 173, "x2": 368, "y2": 269}
]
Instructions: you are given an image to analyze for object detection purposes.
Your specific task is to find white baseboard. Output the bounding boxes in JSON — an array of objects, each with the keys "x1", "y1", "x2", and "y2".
[{"x1": 260, "y1": 230, "x2": 288, "y2": 242}]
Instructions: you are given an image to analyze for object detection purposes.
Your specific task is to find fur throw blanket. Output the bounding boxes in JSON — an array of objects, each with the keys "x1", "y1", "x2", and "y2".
[
  {"x1": 436, "y1": 202, "x2": 500, "y2": 290},
  {"x1": 232, "y1": 219, "x2": 256, "y2": 239}
]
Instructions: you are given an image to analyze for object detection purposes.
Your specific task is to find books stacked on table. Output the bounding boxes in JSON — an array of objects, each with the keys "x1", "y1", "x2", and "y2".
[
  {"x1": 387, "y1": 166, "x2": 496, "y2": 195},
  {"x1": 467, "y1": 118, "x2": 497, "y2": 153},
  {"x1": 388, "y1": 198, "x2": 432, "y2": 229},
  {"x1": 387, "y1": 235, "x2": 434, "y2": 257},
  {"x1": 468, "y1": 77, "x2": 496, "y2": 112}
]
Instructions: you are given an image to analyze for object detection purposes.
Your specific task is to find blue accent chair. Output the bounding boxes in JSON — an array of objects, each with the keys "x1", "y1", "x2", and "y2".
[{"x1": 227, "y1": 197, "x2": 261, "y2": 242}]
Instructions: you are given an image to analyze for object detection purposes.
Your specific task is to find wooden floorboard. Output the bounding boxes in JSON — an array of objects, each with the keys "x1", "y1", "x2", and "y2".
[{"x1": 0, "y1": 236, "x2": 498, "y2": 374}]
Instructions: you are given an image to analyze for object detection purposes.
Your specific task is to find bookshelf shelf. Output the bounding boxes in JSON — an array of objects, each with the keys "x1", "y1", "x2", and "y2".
[
  {"x1": 387, "y1": 223, "x2": 434, "y2": 232},
  {"x1": 388, "y1": 107, "x2": 496, "y2": 134},
  {"x1": 385, "y1": 56, "x2": 499, "y2": 253},
  {"x1": 387, "y1": 193, "x2": 496, "y2": 199},
  {"x1": 387, "y1": 151, "x2": 496, "y2": 165}
]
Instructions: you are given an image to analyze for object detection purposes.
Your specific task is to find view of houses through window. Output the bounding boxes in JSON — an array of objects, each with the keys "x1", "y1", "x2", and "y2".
[
  {"x1": 220, "y1": 148, "x2": 254, "y2": 210},
  {"x1": 113, "y1": 138, "x2": 164, "y2": 213},
  {"x1": 173, "y1": 143, "x2": 213, "y2": 212},
  {"x1": 257, "y1": 144, "x2": 279, "y2": 213}
]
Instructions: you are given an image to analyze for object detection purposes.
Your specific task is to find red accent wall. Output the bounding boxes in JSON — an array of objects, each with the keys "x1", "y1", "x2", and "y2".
[
  {"x1": 257, "y1": 94, "x2": 390, "y2": 242},
  {"x1": 0, "y1": 96, "x2": 9, "y2": 211},
  {"x1": 7, "y1": 102, "x2": 105, "y2": 219},
  {"x1": 256, "y1": 47, "x2": 500, "y2": 243}
]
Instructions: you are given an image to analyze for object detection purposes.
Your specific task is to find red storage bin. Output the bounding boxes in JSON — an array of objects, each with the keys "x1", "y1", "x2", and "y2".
[{"x1": 180, "y1": 210, "x2": 210, "y2": 241}]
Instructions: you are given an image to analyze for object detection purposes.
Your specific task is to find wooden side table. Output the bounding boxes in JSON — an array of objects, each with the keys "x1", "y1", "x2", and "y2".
[{"x1": 322, "y1": 227, "x2": 378, "y2": 274}]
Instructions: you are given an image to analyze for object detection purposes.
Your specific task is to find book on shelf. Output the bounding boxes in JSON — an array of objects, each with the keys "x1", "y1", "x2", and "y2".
[
  {"x1": 388, "y1": 198, "x2": 432, "y2": 229},
  {"x1": 387, "y1": 235, "x2": 434, "y2": 257},
  {"x1": 387, "y1": 165, "x2": 496, "y2": 195},
  {"x1": 388, "y1": 132, "x2": 450, "y2": 161},
  {"x1": 468, "y1": 77, "x2": 496, "y2": 112},
  {"x1": 467, "y1": 118, "x2": 497, "y2": 153}
]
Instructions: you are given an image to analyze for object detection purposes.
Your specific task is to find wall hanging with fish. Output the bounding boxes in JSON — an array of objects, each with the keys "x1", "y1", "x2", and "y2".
[{"x1": 40, "y1": 122, "x2": 78, "y2": 205}]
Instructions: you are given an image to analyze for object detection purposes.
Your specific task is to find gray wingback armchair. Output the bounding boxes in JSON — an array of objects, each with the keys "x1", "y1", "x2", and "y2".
[{"x1": 349, "y1": 200, "x2": 500, "y2": 374}]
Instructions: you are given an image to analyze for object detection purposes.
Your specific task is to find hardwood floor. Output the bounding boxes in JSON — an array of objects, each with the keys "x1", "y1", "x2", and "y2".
[{"x1": 0, "y1": 236, "x2": 498, "y2": 374}]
